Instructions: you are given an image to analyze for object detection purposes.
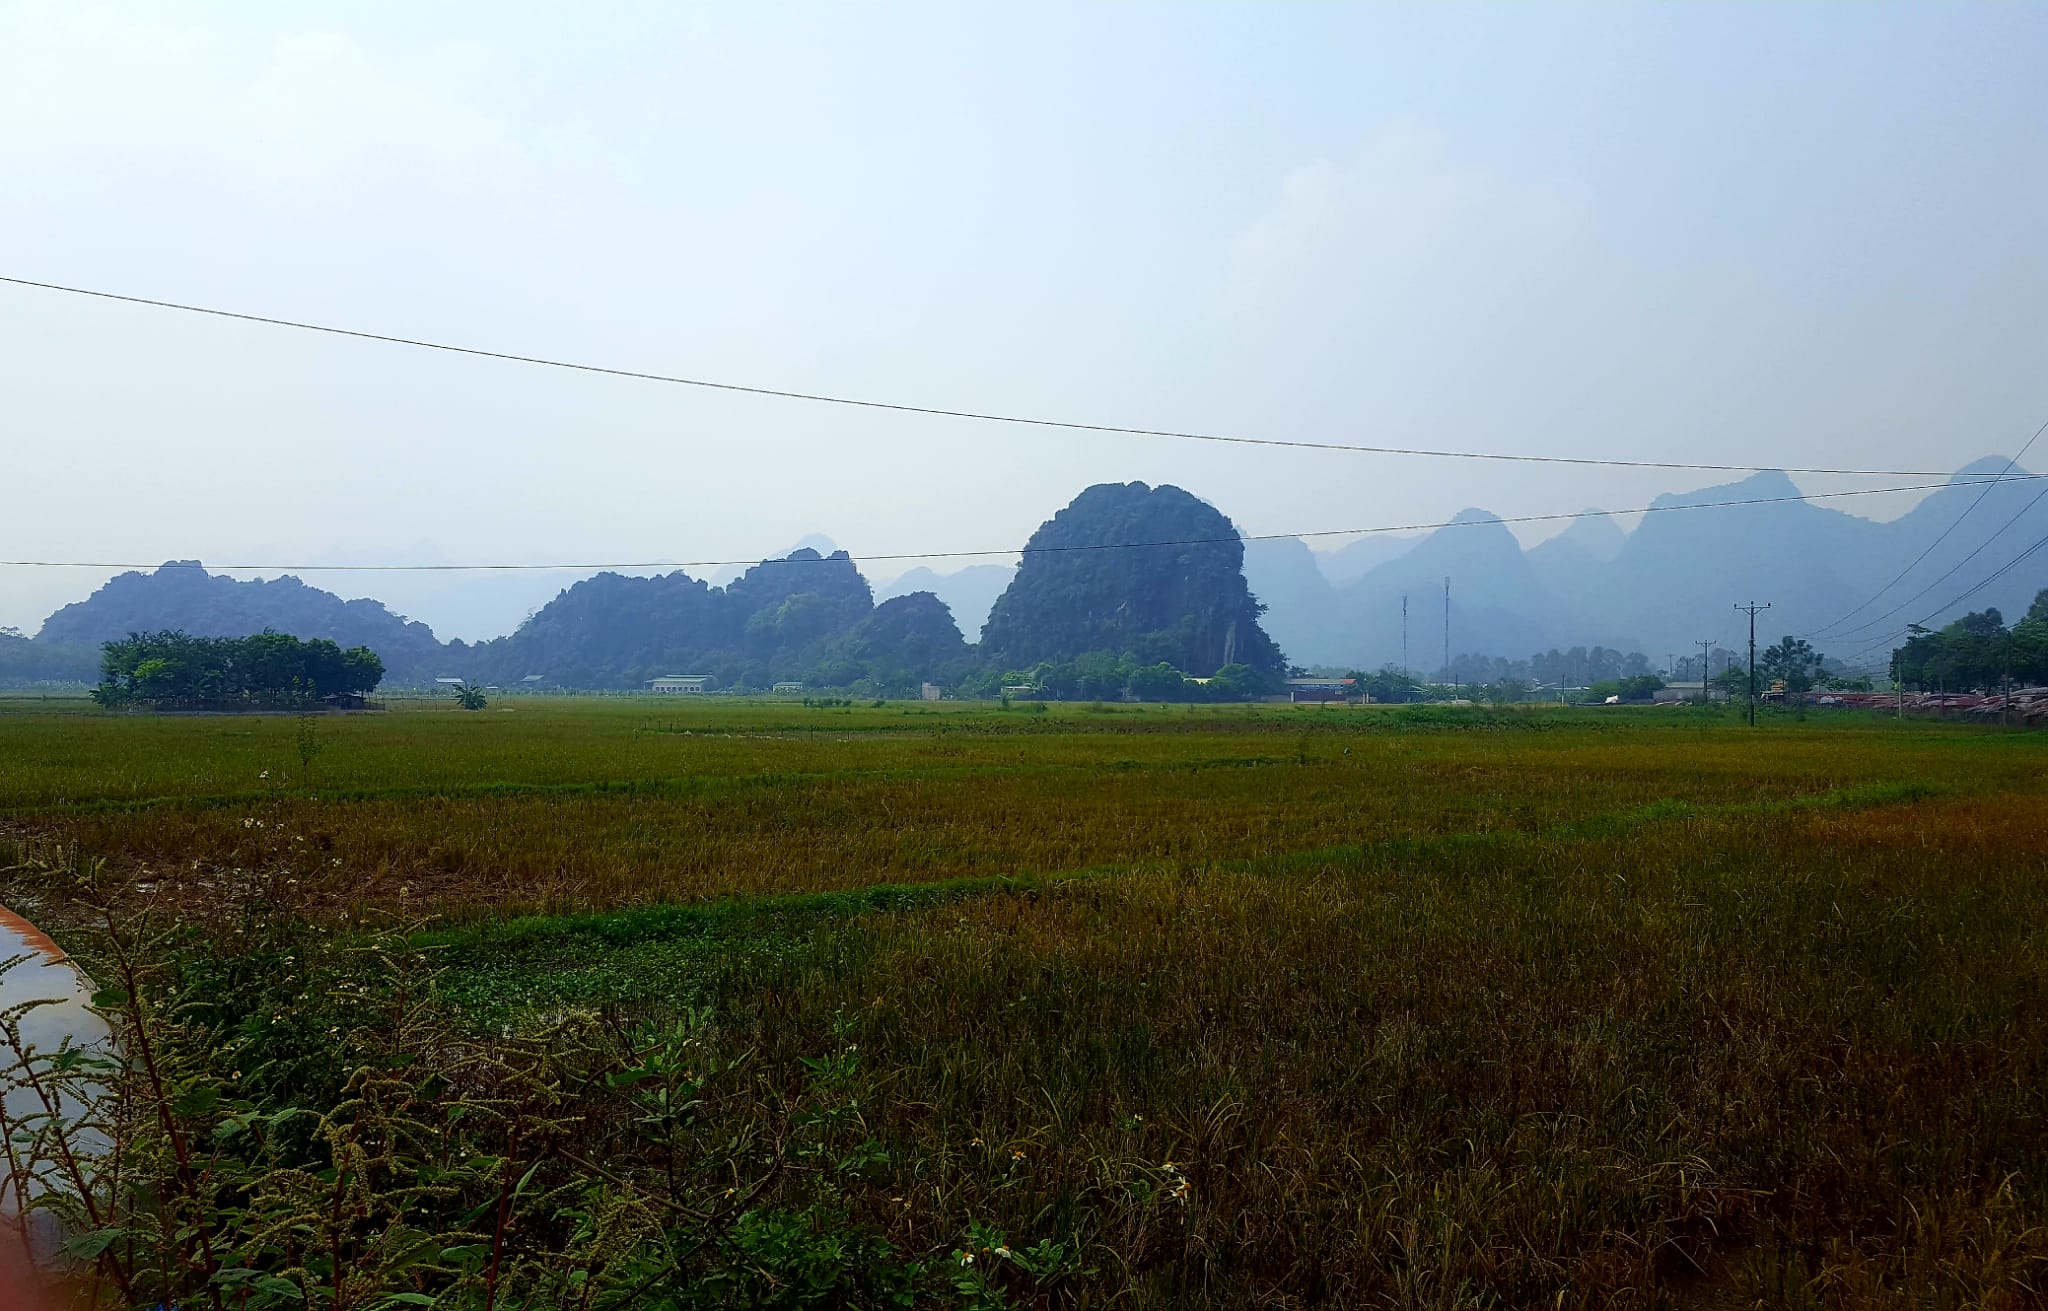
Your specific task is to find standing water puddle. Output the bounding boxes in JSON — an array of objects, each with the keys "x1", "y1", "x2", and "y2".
[
  {"x1": 0, "y1": 904, "x2": 106, "y2": 1059},
  {"x1": 0, "y1": 905, "x2": 111, "y2": 1255}
]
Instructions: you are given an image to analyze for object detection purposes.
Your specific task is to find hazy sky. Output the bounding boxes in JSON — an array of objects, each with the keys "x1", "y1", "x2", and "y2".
[{"x1": 4, "y1": 2, "x2": 2045, "y2": 638}]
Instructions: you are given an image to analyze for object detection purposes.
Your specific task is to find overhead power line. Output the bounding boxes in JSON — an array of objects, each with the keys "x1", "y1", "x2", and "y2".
[
  {"x1": 0, "y1": 476, "x2": 2026, "y2": 574},
  {"x1": 1822, "y1": 481, "x2": 2048, "y2": 641},
  {"x1": 0, "y1": 274, "x2": 1981, "y2": 479},
  {"x1": 1836, "y1": 524, "x2": 2048, "y2": 668},
  {"x1": 1804, "y1": 414, "x2": 2048, "y2": 638},
  {"x1": 1928, "y1": 530, "x2": 2048, "y2": 617}
]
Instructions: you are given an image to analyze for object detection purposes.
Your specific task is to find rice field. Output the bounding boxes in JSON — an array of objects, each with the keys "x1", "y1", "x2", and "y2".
[{"x1": 4, "y1": 698, "x2": 2047, "y2": 1306}]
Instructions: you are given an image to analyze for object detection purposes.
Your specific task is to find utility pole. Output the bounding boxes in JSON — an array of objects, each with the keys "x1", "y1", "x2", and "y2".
[
  {"x1": 1734, "y1": 602, "x2": 1770, "y2": 727},
  {"x1": 2004, "y1": 635, "x2": 2013, "y2": 730},
  {"x1": 1442, "y1": 577, "x2": 1451, "y2": 689},
  {"x1": 1697, "y1": 639, "x2": 1714, "y2": 705},
  {"x1": 1401, "y1": 595, "x2": 1408, "y2": 682}
]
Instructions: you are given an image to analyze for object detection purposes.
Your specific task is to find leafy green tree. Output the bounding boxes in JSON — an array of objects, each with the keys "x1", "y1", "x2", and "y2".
[
  {"x1": 1353, "y1": 666, "x2": 1423, "y2": 703},
  {"x1": 1587, "y1": 677, "x2": 1661, "y2": 702},
  {"x1": 1709, "y1": 666, "x2": 1751, "y2": 698},
  {"x1": 93, "y1": 631, "x2": 384, "y2": 708},
  {"x1": 1759, "y1": 635, "x2": 1825, "y2": 694},
  {"x1": 1890, "y1": 609, "x2": 2037, "y2": 690},
  {"x1": 340, "y1": 646, "x2": 385, "y2": 694},
  {"x1": 2013, "y1": 592, "x2": 2048, "y2": 685},
  {"x1": 1035, "y1": 652, "x2": 1135, "y2": 701},
  {"x1": 1485, "y1": 677, "x2": 1530, "y2": 706},
  {"x1": 1126, "y1": 662, "x2": 1190, "y2": 702},
  {"x1": 1205, "y1": 663, "x2": 1272, "y2": 701}
]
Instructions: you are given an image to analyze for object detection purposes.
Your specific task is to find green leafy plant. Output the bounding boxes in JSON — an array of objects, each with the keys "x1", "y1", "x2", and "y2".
[{"x1": 0, "y1": 857, "x2": 969, "y2": 1309}]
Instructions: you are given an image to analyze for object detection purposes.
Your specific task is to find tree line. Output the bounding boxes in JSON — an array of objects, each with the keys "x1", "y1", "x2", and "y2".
[
  {"x1": 91, "y1": 631, "x2": 385, "y2": 709},
  {"x1": 1890, "y1": 590, "x2": 2048, "y2": 691},
  {"x1": 965, "y1": 655, "x2": 1277, "y2": 702}
]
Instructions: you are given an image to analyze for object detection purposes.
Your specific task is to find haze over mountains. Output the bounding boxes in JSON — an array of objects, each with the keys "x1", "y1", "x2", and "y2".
[
  {"x1": 17, "y1": 459, "x2": 2046, "y2": 684},
  {"x1": 889, "y1": 458, "x2": 2048, "y2": 672},
  {"x1": 1244, "y1": 459, "x2": 2048, "y2": 668}
]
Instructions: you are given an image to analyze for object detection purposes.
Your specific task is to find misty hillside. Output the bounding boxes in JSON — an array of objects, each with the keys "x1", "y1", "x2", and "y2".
[
  {"x1": 1230, "y1": 459, "x2": 2047, "y2": 671},
  {"x1": 18, "y1": 484, "x2": 1284, "y2": 693},
  {"x1": 37, "y1": 563, "x2": 447, "y2": 679},
  {"x1": 458, "y1": 548, "x2": 906, "y2": 690},
  {"x1": 0, "y1": 627, "x2": 97, "y2": 683},
  {"x1": 1314, "y1": 533, "x2": 1424, "y2": 585},
  {"x1": 1525, "y1": 512, "x2": 1626, "y2": 598},
  {"x1": 981, "y1": 482, "x2": 1285, "y2": 678},
  {"x1": 20, "y1": 462, "x2": 2045, "y2": 685},
  {"x1": 874, "y1": 564, "x2": 1014, "y2": 641}
]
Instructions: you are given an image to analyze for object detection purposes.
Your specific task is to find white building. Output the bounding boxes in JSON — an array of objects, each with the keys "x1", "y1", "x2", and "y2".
[
  {"x1": 649, "y1": 675, "x2": 715, "y2": 694},
  {"x1": 920, "y1": 682, "x2": 942, "y2": 701}
]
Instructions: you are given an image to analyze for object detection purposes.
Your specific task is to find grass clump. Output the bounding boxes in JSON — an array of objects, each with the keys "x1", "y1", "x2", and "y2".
[{"x1": 1, "y1": 856, "x2": 1087, "y2": 1308}]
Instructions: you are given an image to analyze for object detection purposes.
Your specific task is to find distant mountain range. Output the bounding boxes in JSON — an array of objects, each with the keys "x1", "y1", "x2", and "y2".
[
  {"x1": 1245, "y1": 459, "x2": 2047, "y2": 671},
  {"x1": 881, "y1": 458, "x2": 2048, "y2": 672},
  {"x1": 36, "y1": 561, "x2": 446, "y2": 673},
  {"x1": 16, "y1": 459, "x2": 2046, "y2": 684}
]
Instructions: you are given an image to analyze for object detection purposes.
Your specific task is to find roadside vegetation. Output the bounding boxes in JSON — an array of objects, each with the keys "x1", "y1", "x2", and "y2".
[{"x1": 3, "y1": 699, "x2": 2046, "y2": 1306}]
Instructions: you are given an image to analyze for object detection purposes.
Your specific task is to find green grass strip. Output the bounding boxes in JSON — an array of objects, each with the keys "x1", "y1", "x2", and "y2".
[{"x1": 423, "y1": 778, "x2": 1959, "y2": 966}]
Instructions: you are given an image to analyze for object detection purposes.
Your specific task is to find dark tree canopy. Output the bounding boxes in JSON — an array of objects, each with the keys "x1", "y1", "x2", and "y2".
[
  {"x1": 803, "y1": 592, "x2": 973, "y2": 696},
  {"x1": 729, "y1": 549, "x2": 875, "y2": 662},
  {"x1": 1760, "y1": 635, "x2": 1826, "y2": 694},
  {"x1": 93, "y1": 631, "x2": 384, "y2": 709},
  {"x1": 1892, "y1": 606, "x2": 2048, "y2": 690},
  {"x1": 980, "y1": 482, "x2": 1286, "y2": 678},
  {"x1": 839, "y1": 592, "x2": 968, "y2": 670}
]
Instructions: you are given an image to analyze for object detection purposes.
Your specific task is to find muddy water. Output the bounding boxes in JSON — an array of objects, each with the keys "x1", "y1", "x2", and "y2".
[{"x1": 0, "y1": 905, "x2": 111, "y2": 1247}]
